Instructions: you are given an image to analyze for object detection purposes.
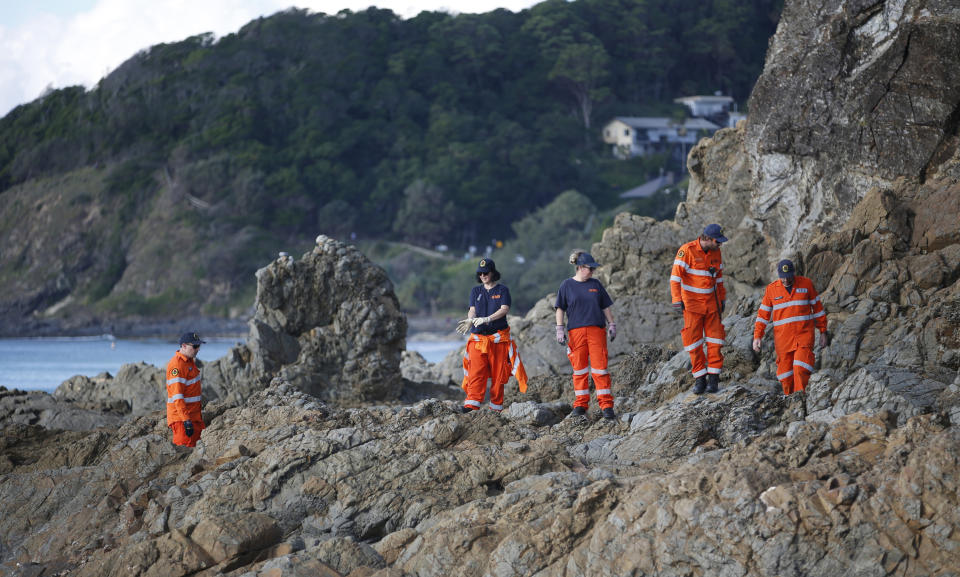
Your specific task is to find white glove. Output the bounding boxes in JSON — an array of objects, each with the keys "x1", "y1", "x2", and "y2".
[
  {"x1": 455, "y1": 319, "x2": 472, "y2": 335},
  {"x1": 473, "y1": 316, "x2": 490, "y2": 327}
]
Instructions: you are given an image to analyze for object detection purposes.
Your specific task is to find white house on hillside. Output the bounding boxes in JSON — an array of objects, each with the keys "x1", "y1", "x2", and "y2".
[
  {"x1": 673, "y1": 94, "x2": 735, "y2": 118},
  {"x1": 601, "y1": 116, "x2": 721, "y2": 159}
]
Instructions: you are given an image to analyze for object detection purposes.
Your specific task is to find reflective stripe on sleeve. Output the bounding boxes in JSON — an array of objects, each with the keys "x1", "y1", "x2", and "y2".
[{"x1": 755, "y1": 317, "x2": 769, "y2": 325}]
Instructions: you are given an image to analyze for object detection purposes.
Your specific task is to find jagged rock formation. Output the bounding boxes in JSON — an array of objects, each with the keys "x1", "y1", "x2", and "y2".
[{"x1": 201, "y1": 235, "x2": 408, "y2": 405}]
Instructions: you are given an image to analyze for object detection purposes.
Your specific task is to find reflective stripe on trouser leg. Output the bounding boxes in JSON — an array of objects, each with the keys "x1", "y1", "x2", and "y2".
[
  {"x1": 682, "y1": 309, "x2": 707, "y2": 377},
  {"x1": 791, "y1": 347, "x2": 815, "y2": 394},
  {"x1": 704, "y1": 308, "x2": 725, "y2": 375},
  {"x1": 487, "y1": 341, "x2": 511, "y2": 411},
  {"x1": 776, "y1": 350, "x2": 799, "y2": 395},
  {"x1": 585, "y1": 325, "x2": 613, "y2": 409},
  {"x1": 464, "y1": 340, "x2": 491, "y2": 408},
  {"x1": 568, "y1": 327, "x2": 593, "y2": 408}
]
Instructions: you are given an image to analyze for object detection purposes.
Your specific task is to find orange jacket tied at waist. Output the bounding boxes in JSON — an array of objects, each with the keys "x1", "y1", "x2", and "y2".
[{"x1": 461, "y1": 328, "x2": 529, "y2": 393}]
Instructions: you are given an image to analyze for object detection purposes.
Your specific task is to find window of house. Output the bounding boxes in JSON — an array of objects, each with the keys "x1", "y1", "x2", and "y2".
[{"x1": 624, "y1": 129, "x2": 630, "y2": 136}]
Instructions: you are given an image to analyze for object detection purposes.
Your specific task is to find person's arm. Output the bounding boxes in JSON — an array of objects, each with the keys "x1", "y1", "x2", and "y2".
[
  {"x1": 752, "y1": 289, "x2": 772, "y2": 352},
  {"x1": 670, "y1": 247, "x2": 686, "y2": 311},
  {"x1": 468, "y1": 305, "x2": 477, "y2": 320}
]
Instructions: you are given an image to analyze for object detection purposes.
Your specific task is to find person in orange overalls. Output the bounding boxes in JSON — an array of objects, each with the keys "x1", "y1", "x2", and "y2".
[
  {"x1": 670, "y1": 224, "x2": 727, "y2": 395},
  {"x1": 166, "y1": 331, "x2": 206, "y2": 447},
  {"x1": 457, "y1": 258, "x2": 528, "y2": 413},
  {"x1": 555, "y1": 250, "x2": 617, "y2": 420},
  {"x1": 752, "y1": 259, "x2": 828, "y2": 396}
]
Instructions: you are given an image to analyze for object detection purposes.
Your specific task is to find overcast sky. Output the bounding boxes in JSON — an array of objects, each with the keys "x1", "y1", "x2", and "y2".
[{"x1": 0, "y1": 0, "x2": 540, "y2": 118}]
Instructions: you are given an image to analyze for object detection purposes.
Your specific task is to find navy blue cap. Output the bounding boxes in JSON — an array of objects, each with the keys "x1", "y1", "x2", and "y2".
[
  {"x1": 179, "y1": 331, "x2": 206, "y2": 346},
  {"x1": 476, "y1": 258, "x2": 496, "y2": 273},
  {"x1": 777, "y1": 259, "x2": 795, "y2": 278},
  {"x1": 575, "y1": 252, "x2": 600, "y2": 268},
  {"x1": 703, "y1": 224, "x2": 728, "y2": 243}
]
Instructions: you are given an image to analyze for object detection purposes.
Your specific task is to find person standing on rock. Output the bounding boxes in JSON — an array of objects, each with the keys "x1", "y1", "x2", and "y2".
[
  {"x1": 555, "y1": 250, "x2": 617, "y2": 420},
  {"x1": 456, "y1": 258, "x2": 528, "y2": 413},
  {"x1": 166, "y1": 331, "x2": 206, "y2": 447},
  {"x1": 670, "y1": 224, "x2": 728, "y2": 395},
  {"x1": 752, "y1": 259, "x2": 828, "y2": 397}
]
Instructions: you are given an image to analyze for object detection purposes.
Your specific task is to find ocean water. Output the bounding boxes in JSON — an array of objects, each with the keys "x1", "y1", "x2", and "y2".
[{"x1": 0, "y1": 335, "x2": 461, "y2": 393}]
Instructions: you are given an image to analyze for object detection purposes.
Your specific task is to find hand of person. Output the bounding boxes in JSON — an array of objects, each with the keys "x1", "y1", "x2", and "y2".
[
  {"x1": 673, "y1": 302, "x2": 684, "y2": 314},
  {"x1": 818, "y1": 332, "x2": 829, "y2": 349},
  {"x1": 752, "y1": 338, "x2": 761, "y2": 353},
  {"x1": 183, "y1": 420, "x2": 194, "y2": 438},
  {"x1": 721, "y1": 300, "x2": 726, "y2": 314},
  {"x1": 555, "y1": 325, "x2": 566, "y2": 346},
  {"x1": 455, "y1": 318, "x2": 472, "y2": 335},
  {"x1": 472, "y1": 316, "x2": 490, "y2": 327},
  {"x1": 607, "y1": 322, "x2": 617, "y2": 341}
]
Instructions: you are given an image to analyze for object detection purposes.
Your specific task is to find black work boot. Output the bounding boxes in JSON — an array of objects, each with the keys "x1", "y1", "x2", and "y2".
[
  {"x1": 570, "y1": 406, "x2": 587, "y2": 417},
  {"x1": 602, "y1": 407, "x2": 616, "y2": 420},
  {"x1": 706, "y1": 374, "x2": 719, "y2": 393},
  {"x1": 692, "y1": 376, "x2": 706, "y2": 395}
]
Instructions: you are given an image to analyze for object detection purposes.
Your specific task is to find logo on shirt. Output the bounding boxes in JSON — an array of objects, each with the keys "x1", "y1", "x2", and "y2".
[
  {"x1": 589, "y1": 289, "x2": 598, "y2": 293},
  {"x1": 774, "y1": 296, "x2": 784, "y2": 300},
  {"x1": 171, "y1": 368, "x2": 179, "y2": 376},
  {"x1": 491, "y1": 294, "x2": 501, "y2": 299},
  {"x1": 677, "y1": 250, "x2": 685, "y2": 258}
]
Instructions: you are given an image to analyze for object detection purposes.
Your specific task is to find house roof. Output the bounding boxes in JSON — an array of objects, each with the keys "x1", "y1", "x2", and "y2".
[
  {"x1": 673, "y1": 95, "x2": 735, "y2": 104},
  {"x1": 610, "y1": 117, "x2": 721, "y2": 131}
]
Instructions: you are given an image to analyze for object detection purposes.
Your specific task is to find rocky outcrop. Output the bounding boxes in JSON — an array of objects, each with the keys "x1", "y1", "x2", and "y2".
[
  {"x1": 200, "y1": 235, "x2": 408, "y2": 405},
  {"x1": 2, "y1": 368, "x2": 959, "y2": 576}
]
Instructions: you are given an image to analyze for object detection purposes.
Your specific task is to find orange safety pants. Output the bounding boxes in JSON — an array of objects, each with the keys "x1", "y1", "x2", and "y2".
[
  {"x1": 170, "y1": 420, "x2": 205, "y2": 447},
  {"x1": 567, "y1": 326, "x2": 613, "y2": 409},
  {"x1": 682, "y1": 308, "x2": 725, "y2": 378},
  {"x1": 464, "y1": 339, "x2": 511, "y2": 411},
  {"x1": 776, "y1": 346, "x2": 815, "y2": 395}
]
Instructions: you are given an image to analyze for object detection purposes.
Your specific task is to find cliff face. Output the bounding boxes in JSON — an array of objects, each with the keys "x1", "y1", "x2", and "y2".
[{"x1": 3, "y1": 1, "x2": 960, "y2": 576}]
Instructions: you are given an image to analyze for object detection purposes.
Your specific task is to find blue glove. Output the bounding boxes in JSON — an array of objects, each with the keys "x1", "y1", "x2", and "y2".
[{"x1": 183, "y1": 420, "x2": 194, "y2": 438}]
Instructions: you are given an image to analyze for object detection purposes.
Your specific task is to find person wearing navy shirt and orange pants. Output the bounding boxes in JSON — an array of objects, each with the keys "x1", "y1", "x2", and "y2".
[
  {"x1": 555, "y1": 250, "x2": 617, "y2": 420},
  {"x1": 458, "y1": 258, "x2": 527, "y2": 413}
]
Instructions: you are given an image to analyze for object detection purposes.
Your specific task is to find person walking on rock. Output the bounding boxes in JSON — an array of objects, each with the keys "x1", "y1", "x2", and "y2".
[
  {"x1": 670, "y1": 224, "x2": 728, "y2": 395},
  {"x1": 752, "y1": 259, "x2": 828, "y2": 396},
  {"x1": 456, "y1": 258, "x2": 527, "y2": 413},
  {"x1": 555, "y1": 250, "x2": 617, "y2": 420},
  {"x1": 166, "y1": 331, "x2": 206, "y2": 447}
]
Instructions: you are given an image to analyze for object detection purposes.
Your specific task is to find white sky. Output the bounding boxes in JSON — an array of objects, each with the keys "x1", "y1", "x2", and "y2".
[{"x1": 0, "y1": 0, "x2": 540, "y2": 118}]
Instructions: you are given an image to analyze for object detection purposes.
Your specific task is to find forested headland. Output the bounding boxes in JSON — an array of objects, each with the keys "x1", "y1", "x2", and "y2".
[{"x1": 0, "y1": 0, "x2": 781, "y2": 331}]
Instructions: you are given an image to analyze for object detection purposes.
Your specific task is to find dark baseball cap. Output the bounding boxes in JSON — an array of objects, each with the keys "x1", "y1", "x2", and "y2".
[
  {"x1": 703, "y1": 224, "x2": 728, "y2": 243},
  {"x1": 777, "y1": 259, "x2": 795, "y2": 278},
  {"x1": 179, "y1": 331, "x2": 206, "y2": 346},
  {"x1": 476, "y1": 258, "x2": 497, "y2": 273},
  {"x1": 575, "y1": 252, "x2": 600, "y2": 268}
]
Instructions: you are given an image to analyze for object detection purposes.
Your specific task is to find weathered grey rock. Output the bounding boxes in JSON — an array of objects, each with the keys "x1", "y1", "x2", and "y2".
[
  {"x1": 54, "y1": 362, "x2": 165, "y2": 416},
  {"x1": 0, "y1": 386, "x2": 127, "y2": 432},
  {"x1": 201, "y1": 235, "x2": 407, "y2": 405}
]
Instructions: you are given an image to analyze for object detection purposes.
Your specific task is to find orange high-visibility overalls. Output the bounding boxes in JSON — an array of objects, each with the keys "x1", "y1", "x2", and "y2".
[
  {"x1": 670, "y1": 239, "x2": 726, "y2": 378},
  {"x1": 567, "y1": 325, "x2": 613, "y2": 410},
  {"x1": 166, "y1": 351, "x2": 205, "y2": 446},
  {"x1": 461, "y1": 328, "x2": 528, "y2": 411},
  {"x1": 753, "y1": 276, "x2": 827, "y2": 395}
]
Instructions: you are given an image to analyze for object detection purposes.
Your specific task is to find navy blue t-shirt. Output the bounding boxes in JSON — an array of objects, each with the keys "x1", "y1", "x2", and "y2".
[
  {"x1": 555, "y1": 278, "x2": 613, "y2": 330},
  {"x1": 470, "y1": 283, "x2": 511, "y2": 335}
]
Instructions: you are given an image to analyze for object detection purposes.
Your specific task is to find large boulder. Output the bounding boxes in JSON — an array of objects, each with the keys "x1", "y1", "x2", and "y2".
[{"x1": 202, "y1": 235, "x2": 407, "y2": 405}]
